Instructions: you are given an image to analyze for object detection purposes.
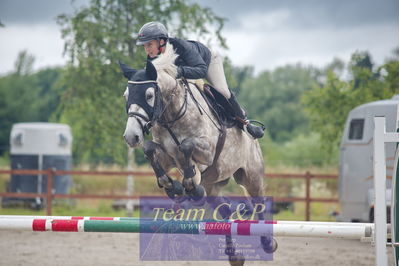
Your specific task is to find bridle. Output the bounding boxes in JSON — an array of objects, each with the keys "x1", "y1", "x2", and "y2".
[
  {"x1": 126, "y1": 80, "x2": 157, "y2": 135},
  {"x1": 126, "y1": 79, "x2": 192, "y2": 145}
]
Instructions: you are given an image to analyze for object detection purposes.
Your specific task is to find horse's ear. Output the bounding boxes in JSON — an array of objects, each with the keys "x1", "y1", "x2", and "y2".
[
  {"x1": 146, "y1": 60, "x2": 157, "y2": 81},
  {"x1": 118, "y1": 60, "x2": 137, "y2": 80}
]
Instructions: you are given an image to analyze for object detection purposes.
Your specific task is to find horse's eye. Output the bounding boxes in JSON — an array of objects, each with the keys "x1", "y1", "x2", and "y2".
[{"x1": 145, "y1": 87, "x2": 155, "y2": 107}]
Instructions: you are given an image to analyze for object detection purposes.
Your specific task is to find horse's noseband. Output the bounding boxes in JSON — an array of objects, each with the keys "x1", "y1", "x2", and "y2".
[{"x1": 127, "y1": 111, "x2": 152, "y2": 135}]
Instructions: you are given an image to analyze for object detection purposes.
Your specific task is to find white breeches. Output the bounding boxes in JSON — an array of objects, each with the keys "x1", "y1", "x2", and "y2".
[{"x1": 206, "y1": 51, "x2": 231, "y2": 99}]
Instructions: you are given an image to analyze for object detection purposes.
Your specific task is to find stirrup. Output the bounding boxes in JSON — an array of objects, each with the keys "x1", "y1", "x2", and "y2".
[
  {"x1": 248, "y1": 120, "x2": 266, "y2": 130},
  {"x1": 245, "y1": 120, "x2": 265, "y2": 139}
]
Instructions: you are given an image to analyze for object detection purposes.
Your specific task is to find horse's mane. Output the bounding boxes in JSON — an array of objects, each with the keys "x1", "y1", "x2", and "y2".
[{"x1": 152, "y1": 43, "x2": 179, "y2": 88}]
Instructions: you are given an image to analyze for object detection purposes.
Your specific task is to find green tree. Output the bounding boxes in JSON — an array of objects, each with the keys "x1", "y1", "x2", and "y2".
[
  {"x1": 34, "y1": 68, "x2": 66, "y2": 122},
  {"x1": 0, "y1": 51, "x2": 64, "y2": 154},
  {"x1": 56, "y1": 0, "x2": 226, "y2": 165},
  {"x1": 239, "y1": 64, "x2": 319, "y2": 142},
  {"x1": 383, "y1": 60, "x2": 399, "y2": 94},
  {"x1": 223, "y1": 58, "x2": 254, "y2": 96},
  {"x1": 383, "y1": 47, "x2": 399, "y2": 94},
  {"x1": 13, "y1": 50, "x2": 35, "y2": 76},
  {"x1": 303, "y1": 50, "x2": 398, "y2": 154},
  {"x1": 302, "y1": 70, "x2": 350, "y2": 154}
]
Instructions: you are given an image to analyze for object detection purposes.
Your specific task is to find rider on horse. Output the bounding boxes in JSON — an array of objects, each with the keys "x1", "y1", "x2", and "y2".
[{"x1": 135, "y1": 21, "x2": 265, "y2": 139}]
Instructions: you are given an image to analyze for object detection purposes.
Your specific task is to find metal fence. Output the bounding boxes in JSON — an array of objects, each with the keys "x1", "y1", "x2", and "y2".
[{"x1": 0, "y1": 169, "x2": 338, "y2": 220}]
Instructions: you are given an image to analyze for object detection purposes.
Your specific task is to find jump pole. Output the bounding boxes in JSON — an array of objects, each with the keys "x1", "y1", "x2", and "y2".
[
  {"x1": 0, "y1": 218, "x2": 372, "y2": 239},
  {"x1": 0, "y1": 215, "x2": 374, "y2": 238},
  {"x1": 0, "y1": 215, "x2": 374, "y2": 227},
  {"x1": 374, "y1": 116, "x2": 399, "y2": 266},
  {"x1": 389, "y1": 116, "x2": 399, "y2": 266},
  {"x1": 392, "y1": 135, "x2": 399, "y2": 266}
]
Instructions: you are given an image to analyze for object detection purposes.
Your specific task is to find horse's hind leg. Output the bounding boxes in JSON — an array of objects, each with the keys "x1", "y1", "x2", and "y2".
[
  {"x1": 143, "y1": 141, "x2": 184, "y2": 200},
  {"x1": 204, "y1": 182, "x2": 245, "y2": 266},
  {"x1": 233, "y1": 168, "x2": 278, "y2": 253}
]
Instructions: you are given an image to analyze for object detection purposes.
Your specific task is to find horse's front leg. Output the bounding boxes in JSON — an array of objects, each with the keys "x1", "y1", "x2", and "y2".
[
  {"x1": 178, "y1": 137, "x2": 213, "y2": 202},
  {"x1": 143, "y1": 141, "x2": 184, "y2": 200}
]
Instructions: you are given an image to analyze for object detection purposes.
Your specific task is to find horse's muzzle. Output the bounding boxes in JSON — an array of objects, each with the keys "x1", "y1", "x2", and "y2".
[{"x1": 123, "y1": 133, "x2": 141, "y2": 148}]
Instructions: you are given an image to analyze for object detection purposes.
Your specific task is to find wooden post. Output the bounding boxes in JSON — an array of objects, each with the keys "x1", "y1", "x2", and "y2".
[
  {"x1": 126, "y1": 147, "x2": 135, "y2": 217},
  {"x1": 46, "y1": 168, "x2": 53, "y2": 216},
  {"x1": 305, "y1": 171, "x2": 312, "y2": 221}
]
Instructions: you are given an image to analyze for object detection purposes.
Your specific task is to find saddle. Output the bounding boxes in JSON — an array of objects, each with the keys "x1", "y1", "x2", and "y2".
[{"x1": 188, "y1": 81, "x2": 237, "y2": 129}]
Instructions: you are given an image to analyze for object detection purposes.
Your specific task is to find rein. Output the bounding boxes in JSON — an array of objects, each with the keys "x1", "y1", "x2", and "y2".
[
  {"x1": 156, "y1": 79, "x2": 204, "y2": 146},
  {"x1": 158, "y1": 79, "x2": 227, "y2": 178},
  {"x1": 158, "y1": 79, "x2": 189, "y2": 126},
  {"x1": 127, "y1": 78, "x2": 227, "y2": 176}
]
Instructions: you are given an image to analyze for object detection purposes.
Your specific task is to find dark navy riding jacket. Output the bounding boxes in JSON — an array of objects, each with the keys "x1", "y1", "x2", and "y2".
[{"x1": 148, "y1": 38, "x2": 212, "y2": 80}]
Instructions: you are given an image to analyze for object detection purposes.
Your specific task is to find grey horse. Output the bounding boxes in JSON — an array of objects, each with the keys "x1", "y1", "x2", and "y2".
[{"x1": 120, "y1": 43, "x2": 276, "y2": 265}]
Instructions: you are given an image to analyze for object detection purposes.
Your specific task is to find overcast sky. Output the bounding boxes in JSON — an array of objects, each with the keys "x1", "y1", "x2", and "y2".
[{"x1": 0, "y1": 0, "x2": 398, "y2": 75}]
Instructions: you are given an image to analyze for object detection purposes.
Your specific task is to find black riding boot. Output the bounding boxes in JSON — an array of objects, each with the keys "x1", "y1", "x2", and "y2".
[{"x1": 228, "y1": 93, "x2": 265, "y2": 139}]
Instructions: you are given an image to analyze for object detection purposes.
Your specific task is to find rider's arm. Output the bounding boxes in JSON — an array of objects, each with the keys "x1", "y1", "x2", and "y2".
[{"x1": 170, "y1": 38, "x2": 210, "y2": 80}]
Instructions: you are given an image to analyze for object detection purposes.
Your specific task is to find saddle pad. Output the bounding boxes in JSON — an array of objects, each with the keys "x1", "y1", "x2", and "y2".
[{"x1": 197, "y1": 83, "x2": 237, "y2": 128}]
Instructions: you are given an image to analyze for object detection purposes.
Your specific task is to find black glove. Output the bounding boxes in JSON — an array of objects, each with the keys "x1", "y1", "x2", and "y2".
[{"x1": 176, "y1": 67, "x2": 183, "y2": 78}]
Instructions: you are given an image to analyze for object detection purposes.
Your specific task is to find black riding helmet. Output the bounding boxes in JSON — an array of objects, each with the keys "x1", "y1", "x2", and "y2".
[{"x1": 136, "y1": 21, "x2": 168, "y2": 45}]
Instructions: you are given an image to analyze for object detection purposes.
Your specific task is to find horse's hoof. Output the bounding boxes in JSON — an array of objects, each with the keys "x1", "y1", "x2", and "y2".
[
  {"x1": 174, "y1": 194, "x2": 189, "y2": 203},
  {"x1": 190, "y1": 195, "x2": 206, "y2": 206},
  {"x1": 171, "y1": 180, "x2": 184, "y2": 195},
  {"x1": 165, "y1": 180, "x2": 185, "y2": 200},
  {"x1": 165, "y1": 189, "x2": 176, "y2": 200},
  {"x1": 261, "y1": 236, "x2": 278, "y2": 253},
  {"x1": 186, "y1": 184, "x2": 205, "y2": 201},
  {"x1": 228, "y1": 254, "x2": 245, "y2": 266}
]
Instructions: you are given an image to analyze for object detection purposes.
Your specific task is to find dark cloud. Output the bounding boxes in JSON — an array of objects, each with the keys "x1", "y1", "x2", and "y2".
[
  {"x1": 0, "y1": 0, "x2": 398, "y2": 74},
  {"x1": 0, "y1": 0, "x2": 88, "y2": 25},
  {"x1": 193, "y1": 0, "x2": 399, "y2": 29},
  {"x1": 1, "y1": 0, "x2": 398, "y2": 29}
]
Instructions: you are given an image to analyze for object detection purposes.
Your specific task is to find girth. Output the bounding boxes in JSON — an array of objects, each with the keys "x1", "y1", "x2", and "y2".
[
  {"x1": 180, "y1": 79, "x2": 227, "y2": 180},
  {"x1": 201, "y1": 124, "x2": 226, "y2": 180}
]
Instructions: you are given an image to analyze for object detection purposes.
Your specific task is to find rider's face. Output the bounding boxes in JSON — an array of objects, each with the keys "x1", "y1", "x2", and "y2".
[{"x1": 143, "y1": 40, "x2": 160, "y2": 58}]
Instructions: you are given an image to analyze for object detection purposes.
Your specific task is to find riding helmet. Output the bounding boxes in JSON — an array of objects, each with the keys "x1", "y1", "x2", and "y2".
[{"x1": 136, "y1": 21, "x2": 168, "y2": 45}]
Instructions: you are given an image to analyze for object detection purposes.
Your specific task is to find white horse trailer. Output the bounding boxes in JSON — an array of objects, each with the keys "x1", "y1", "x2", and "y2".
[
  {"x1": 338, "y1": 95, "x2": 399, "y2": 222},
  {"x1": 2, "y1": 123, "x2": 73, "y2": 208}
]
